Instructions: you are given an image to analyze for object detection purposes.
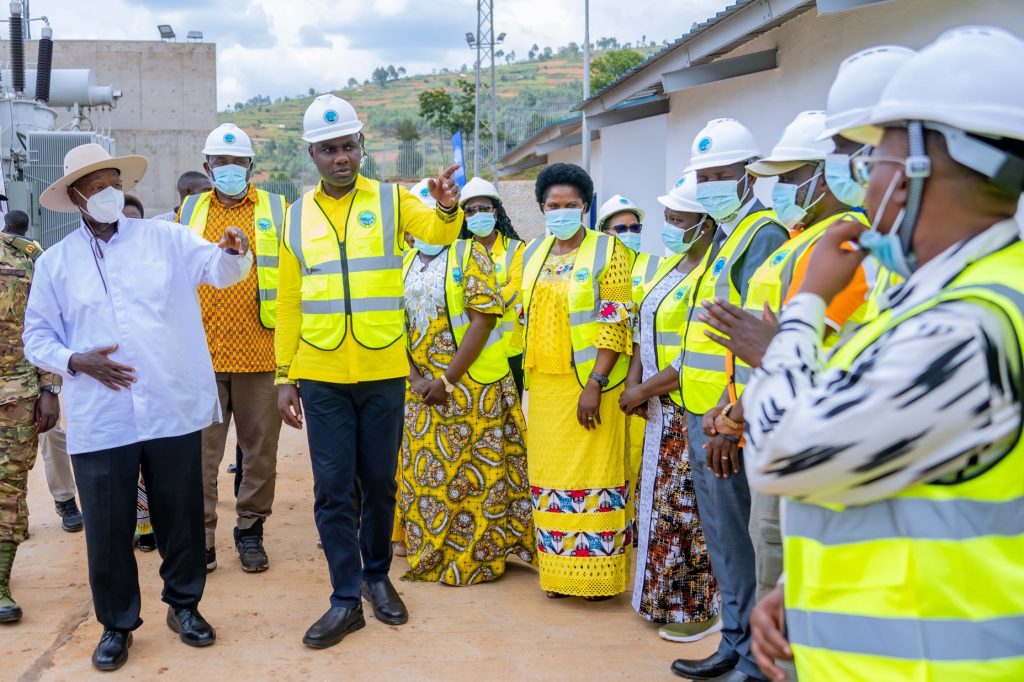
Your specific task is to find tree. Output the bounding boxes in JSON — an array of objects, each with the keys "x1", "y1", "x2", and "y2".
[
  {"x1": 397, "y1": 66, "x2": 406, "y2": 78},
  {"x1": 542, "y1": 46, "x2": 553, "y2": 60},
  {"x1": 528, "y1": 44, "x2": 539, "y2": 60},
  {"x1": 559, "y1": 42, "x2": 580, "y2": 57},
  {"x1": 347, "y1": 77, "x2": 359, "y2": 89},
  {"x1": 395, "y1": 119, "x2": 421, "y2": 142},
  {"x1": 308, "y1": 87, "x2": 316, "y2": 97},
  {"x1": 505, "y1": 50, "x2": 516, "y2": 64},
  {"x1": 387, "y1": 65, "x2": 398, "y2": 81},
  {"x1": 591, "y1": 49, "x2": 645, "y2": 91},
  {"x1": 372, "y1": 67, "x2": 389, "y2": 87},
  {"x1": 418, "y1": 78, "x2": 476, "y2": 146}
]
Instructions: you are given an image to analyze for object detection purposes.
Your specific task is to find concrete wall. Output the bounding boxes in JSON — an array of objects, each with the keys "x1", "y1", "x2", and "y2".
[{"x1": 0, "y1": 40, "x2": 217, "y2": 215}]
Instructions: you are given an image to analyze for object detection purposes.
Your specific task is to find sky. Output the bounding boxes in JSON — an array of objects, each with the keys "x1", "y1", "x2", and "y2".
[{"x1": 27, "y1": 0, "x2": 727, "y2": 109}]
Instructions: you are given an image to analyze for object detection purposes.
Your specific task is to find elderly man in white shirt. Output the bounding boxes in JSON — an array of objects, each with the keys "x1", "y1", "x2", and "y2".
[{"x1": 23, "y1": 144, "x2": 251, "y2": 672}]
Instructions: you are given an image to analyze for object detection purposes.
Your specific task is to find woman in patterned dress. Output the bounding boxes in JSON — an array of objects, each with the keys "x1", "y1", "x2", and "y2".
[
  {"x1": 397, "y1": 234, "x2": 534, "y2": 585},
  {"x1": 521, "y1": 163, "x2": 634, "y2": 600},
  {"x1": 618, "y1": 172, "x2": 720, "y2": 641}
]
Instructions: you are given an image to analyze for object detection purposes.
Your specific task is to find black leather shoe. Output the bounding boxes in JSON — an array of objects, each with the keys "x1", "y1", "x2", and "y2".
[
  {"x1": 166, "y1": 606, "x2": 216, "y2": 647},
  {"x1": 671, "y1": 651, "x2": 740, "y2": 679},
  {"x1": 92, "y1": 629, "x2": 132, "y2": 671},
  {"x1": 302, "y1": 606, "x2": 366, "y2": 649},
  {"x1": 360, "y1": 578, "x2": 408, "y2": 625}
]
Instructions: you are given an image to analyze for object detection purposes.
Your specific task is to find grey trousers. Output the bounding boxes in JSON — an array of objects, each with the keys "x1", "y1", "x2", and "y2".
[
  {"x1": 686, "y1": 411, "x2": 764, "y2": 680},
  {"x1": 39, "y1": 426, "x2": 76, "y2": 503}
]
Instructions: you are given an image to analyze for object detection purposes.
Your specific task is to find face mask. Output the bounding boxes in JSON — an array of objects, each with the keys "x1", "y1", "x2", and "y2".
[
  {"x1": 858, "y1": 171, "x2": 912, "y2": 278},
  {"x1": 413, "y1": 238, "x2": 445, "y2": 257},
  {"x1": 661, "y1": 220, "x2": 703, "y2": 254},
  {"x1": 695, "y1": 178, "x2": 746, "y2": 221},
  {"x1": 617, "y1": 232, "x2": 642, "y2": 252},
  {"x1": 466, "y1": 212, "x2": 497, "y2": 237},
  {"x1": 211, "y1": 164, "x2": 249, "y2": 197},
  {"x1": 77, "y1": 186, "x2": 125, "y2": 224},
  {"x1": 825, "y1": 153, "x2": 867, "y2": 208},
  {"x1": 545, "y1": 208, "x2": 583, "y2": 240},
  {"x1": 770, "y1": 171, "x2": 822, "y2": 229}
]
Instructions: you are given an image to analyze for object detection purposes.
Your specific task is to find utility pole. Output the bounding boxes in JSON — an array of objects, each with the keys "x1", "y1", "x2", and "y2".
[
  {"x1": 467, "y1": 2, "x2": 504, "y2": 183},
  {"x1": 474, "y1": 7, "x2": 483, "y2": 177},
  {"x1": 582, "y1": 0, "x2": 591, "y2": 174}
]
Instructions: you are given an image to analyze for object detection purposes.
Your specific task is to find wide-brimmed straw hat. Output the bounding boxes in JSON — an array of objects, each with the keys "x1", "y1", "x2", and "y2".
[{"x1": 40, "y1": 143, "x2": 148, "y2": 212}]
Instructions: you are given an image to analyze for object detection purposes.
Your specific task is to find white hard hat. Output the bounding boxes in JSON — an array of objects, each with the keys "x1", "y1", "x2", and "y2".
[
  {"x1": 748, "y1": 111, "x2": 834, "y2": 177},
  {"x1": 867, "y1": 26, "x2": 1024, "y2": 144},
  {"x1": 683, "y1": 118, "x2": 760, "y2": 174},
  {"x1": 818, "y1": 45, "x2": 916, "y2": 144},
  {"x1": 658, "y1": 172, "x2": 704, "y2": 213},
  {"x1": 203, "y1": 123, "x2": 254, "y2": 157},
  {"x1": 460, "y1": 176, "x2": 500, "y2": 205},
  {"x1": 596, "y1": 194, "x2": 644, "y2": 231},
  {"x1": 302, "y1": 94, "x2": 363, "y2": 143},
  {"x1": 409, "y1": 178, "x2": 436, "y2": 208}
]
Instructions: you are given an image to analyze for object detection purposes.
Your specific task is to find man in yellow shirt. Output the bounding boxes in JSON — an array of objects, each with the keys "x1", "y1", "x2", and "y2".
[{"x1": 275, "y1": 95, "x2": 463, "y2": 650}]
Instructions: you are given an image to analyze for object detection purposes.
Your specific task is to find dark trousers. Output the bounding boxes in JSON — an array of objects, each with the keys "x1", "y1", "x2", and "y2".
[
  {"x1": 686, "y1": 411, "x2": 763, "y2": 680},
  {"x1": 301, "y1": 378, "x2": 404, "y2": 609},
  {"x1": 508, "y1": 353, "x2": 525, "y2": 396},
  {"x1": 72, "y1": 431, "x2": 207, "y2": 631}
]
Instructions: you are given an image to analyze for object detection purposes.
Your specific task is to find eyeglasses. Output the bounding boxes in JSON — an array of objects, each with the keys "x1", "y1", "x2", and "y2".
[
  {"x1": 851, "y1": 155, "x2": 931, "y2": 185},
  {"x1": 607, "y1": 222, "x2": 642, "y2": 234},
  {"x1": 463, "y1": 205, "x2": 495, "y2": 217}
]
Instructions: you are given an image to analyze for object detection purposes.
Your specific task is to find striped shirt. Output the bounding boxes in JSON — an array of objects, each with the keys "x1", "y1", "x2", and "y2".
[{"x1": 743, "y1": 219, "x2": 1022, "y2": 507}]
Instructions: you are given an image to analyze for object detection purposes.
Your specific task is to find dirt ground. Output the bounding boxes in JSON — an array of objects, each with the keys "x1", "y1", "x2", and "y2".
[{"x1": 4, "y1": 425, "x2": 717, "y2": 681}]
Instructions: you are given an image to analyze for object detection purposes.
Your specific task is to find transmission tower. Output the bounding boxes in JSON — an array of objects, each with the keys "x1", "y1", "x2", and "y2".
[{"x1": 470, "y1": 0, "x2": 503, "y2": 183}]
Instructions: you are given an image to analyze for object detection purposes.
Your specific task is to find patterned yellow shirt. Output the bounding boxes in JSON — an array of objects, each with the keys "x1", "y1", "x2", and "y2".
[{"x1": 196, "y1": 186, "x2": 276, "y2": 373}]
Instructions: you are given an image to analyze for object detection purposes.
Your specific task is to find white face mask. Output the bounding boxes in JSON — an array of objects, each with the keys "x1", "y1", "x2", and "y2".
[{"x1": 77, "y1": 186, "x2": 126, "y2": 224}]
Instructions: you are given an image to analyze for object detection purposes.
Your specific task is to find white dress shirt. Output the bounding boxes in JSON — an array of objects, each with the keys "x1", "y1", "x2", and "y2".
[
  {"x1": 742, "y1": 220, "x2": 1022, "y2": 506},
  {"x1": 24, "y1": 217, "x2": 253, "y2": 454}
]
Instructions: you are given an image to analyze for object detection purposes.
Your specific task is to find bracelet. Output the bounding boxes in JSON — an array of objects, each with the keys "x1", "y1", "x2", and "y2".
[
  {"x1": 439, "y1": 374, "x2": 456, "y2": 393},
  {"x1": 719, "y1": 402, "x2": 745, "y2": 430}
]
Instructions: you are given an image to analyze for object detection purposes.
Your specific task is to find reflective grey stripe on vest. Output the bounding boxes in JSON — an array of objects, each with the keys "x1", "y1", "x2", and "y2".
[
  {"x1": 683, "y1": 350, "x2": 725, "y2": 372},
  {"x1": 500, "y1": 321, "x2": 515, "y2": 333},
  {"x1": 259, "y1": 289, "x2": 278, "y2": 301},
  {"x1": 656, "y1": 331, "x2": 681, "y2": 347},
  {"x1": 303, "y1": 296, "x2": 403, "y2": 315},
  {"x1": 786, "y1": 496, "x2": 1024, "y2": 544},
  {"x1": 451, "y1": 312, "x2": 470, "y2": 329},
  {"x1": 734, "y1": 365, "x2": 752, "y2": 385},
  {"x1": 786, "y1": 609, "x2": 1024, "y2": 662},
  {"x1": 523, "y1": 238, "x2": 545, "y2": 271},
  {"x1": 256, "y1": 255, "x2": 279, "y2": 268},
  {"x1": 179, "y1": 193, "x2": 202, "y2": 225},
  {"x1": 287, "y1": 199, "x2": 307, "y2": 270},
  {"x1": 450, "y1": 240, "x2": 471, "y2": 329},
  {"x1": 643, "y1": 255, "x2": 660, "y2": 282},
  {"x1": 573, "y1": 345, "x2": 598, "y2": 365},
  {"x1": 504, "y1": 239, "x2": 522, "y2": 274},
  {"x1": 268, "y1": 193, "x2": 284, "y2": 228},
  {"x1": 715, "y1": 216, "x2": 779, "y2": 301}
]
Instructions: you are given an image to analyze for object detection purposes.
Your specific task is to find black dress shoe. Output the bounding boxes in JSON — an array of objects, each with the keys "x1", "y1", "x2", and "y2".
[
  {"x1": 92, "y1": 629, "x2": 132, "y2": 671},
  {"x1": 166, "y1": 606, "x2": 216, "y2": 647},
  {"x1": 671, "y1": 650, "x2": 740, "y2": 679},
  {"x1": 360, "y1": 578, "x2": 409, "y2": 625},
  {"x1": 302, "y1": 606, "x2": 366, "y2": 649}
]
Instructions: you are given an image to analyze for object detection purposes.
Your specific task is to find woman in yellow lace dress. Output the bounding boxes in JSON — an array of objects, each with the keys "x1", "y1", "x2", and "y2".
[
  {"x1": 399, "y1": 236, "x2": 535, "y2": 586},
  {"x1": 521, "y1": 163, "x2": 634, "y2": 599}
]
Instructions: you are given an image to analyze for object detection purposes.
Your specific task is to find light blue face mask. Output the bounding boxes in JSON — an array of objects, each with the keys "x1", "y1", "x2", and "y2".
[
  {"x1": 771, "y1": 172, "x2": 822, "y2": 229},
  {"x1": 211, "y1": 164, "x2": 249, "y2": 197},
  {"x1": 413, "y1": 238, "x2": 445, "y2": 257},
  {"x1": 858, "y1": 171, "x2": 912, "y2": 279},
  {"x1": 825, "y1": 153, "x2": 867, "y2": 208},
  {"x1": 695, "y1": 178, "x2": 745, "y2": 221},
  {"x1": 616, "y1": 232, "x2": 642, "y2": 252},
  {"x1": 661, "y1": 219, "x2": 703, "y2": 254},
  {"x1": 466, "y1": 212, "x2": 497, "y2": 237},
  {"x1": 545, "y1": 208, "x2": 583, "y2": 240}
]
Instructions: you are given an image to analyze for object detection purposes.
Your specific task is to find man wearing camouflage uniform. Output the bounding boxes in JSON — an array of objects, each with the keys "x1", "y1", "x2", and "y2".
[{"x1": 0, "y1": 225, "x2": 61, "y2": 622}]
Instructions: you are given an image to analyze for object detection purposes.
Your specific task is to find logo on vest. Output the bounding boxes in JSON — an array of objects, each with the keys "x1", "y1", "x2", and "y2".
[
  {"x1": 224, "y1": 133, "x2": 236, "y2": 144},
  {"x1": 632, "y1": 275, "x2": 642, "y2": 287},
  {"x1": 712, "y1": 257, "x2": 726, "y2": 277},
  {"x1": 675, "y1": 287, "x2": 687, "y2": 301},
  {"x1": 697, "y1": 137, "x2": 713, "y2": 154},
  {"x1": 575, "y1": 268, "x2": 590, "y2": 282},
  {"x1": 357, "y1": 211, "x2": 377, "y2": 227},
  {"x1": 324, "y1": 109, "x2": 339, "y2": 124},
  {"x1": 770, "y1": 250, "x2": 789, "y2": 267},
  {"x1": 452, "y1": 267, "x2": 463, "y2": 284},
  {"x1": 257, "y1": 218, "x2": 272, "y2": 231},
  {"x1": 495, "y1": 263, "x2": 503, "y2": 273}
]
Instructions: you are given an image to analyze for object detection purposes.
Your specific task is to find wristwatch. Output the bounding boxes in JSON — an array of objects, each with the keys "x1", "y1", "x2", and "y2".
[
  {"x1": 41, "y1": 384, "x2": 61, "y2": 395},
  {"x1": 588, "y1": 371, "x2": 609, "y2": 389},
  {"x1": 439, "y1": 375, "x2": 456, "y2": 394}
]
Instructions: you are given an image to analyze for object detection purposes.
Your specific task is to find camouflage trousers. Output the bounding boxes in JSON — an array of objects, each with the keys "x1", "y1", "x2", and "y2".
[{"x1": 0, "y1": 398, "x2": 38, "y2": 545}]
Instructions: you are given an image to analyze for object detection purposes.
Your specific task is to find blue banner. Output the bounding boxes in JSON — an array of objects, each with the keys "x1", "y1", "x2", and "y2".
[{"x1": 451, "y1": 131, "x2": 468, "y2": 188}]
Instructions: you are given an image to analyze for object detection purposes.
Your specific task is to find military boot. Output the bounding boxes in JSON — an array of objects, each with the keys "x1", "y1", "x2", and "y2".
[{"x1": 0, "y1": 541, "x2": 22, "y2": 623}]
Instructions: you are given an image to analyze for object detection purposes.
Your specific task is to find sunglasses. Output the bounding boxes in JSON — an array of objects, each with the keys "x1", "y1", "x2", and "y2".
[
  {"x1": 463, "y1": 205, "x2": 496, "y2": 217},
  {"x1": 607, "y1": 222, "x2": 642, "y2": 234}
]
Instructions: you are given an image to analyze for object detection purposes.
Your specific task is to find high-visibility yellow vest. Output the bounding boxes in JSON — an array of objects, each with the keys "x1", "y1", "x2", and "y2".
[
  {"x1": 630, "y1": 250, "x2": 663, "y2": 290},
  {"x1": 403, "y1": 240, "x2": 510, "y2": 385},
  {"x1": 282, "y1": 181, "x2": 403, "y2": 351},
  {"x1": 487, "y1": 235, "x2": 524, "y2": 357},
  {"x1": 180, "y1": 188, "x2": 286, "y2": 329},
  {"x1": 784, "y1": 240, "x2": 1024, "y2": 681},
  {"x1": 734, "y1": 211, "x2": 868, "y2": 392},
  {"x1": 635, "y1": 254, "x2": 705, "y2": 406},
  {"x1": 679, "y1": 209, "x2": 784, "y2": 414},
  {"x1": 522, "y1": 231, "x2": 630, "y2": 391},
  {"x1": 860, "y1": 266, "x2": 903, "y2": 323}
]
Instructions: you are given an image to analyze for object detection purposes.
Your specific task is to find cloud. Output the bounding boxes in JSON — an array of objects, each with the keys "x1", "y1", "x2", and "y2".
[{"x1": 297, "y1": 24, "x2": 332, "y2": 49}]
